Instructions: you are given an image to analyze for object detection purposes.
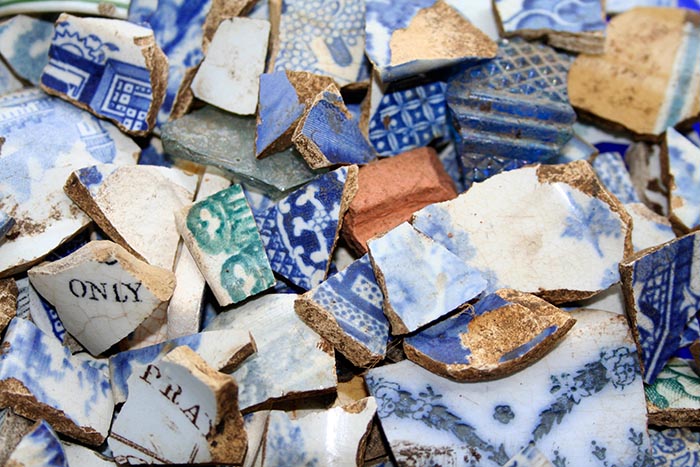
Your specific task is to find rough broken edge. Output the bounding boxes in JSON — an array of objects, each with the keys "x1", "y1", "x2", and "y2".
[
  {"x1": 255, "y1": 71, "x2": 337, "y2": 159},
  {"x1": 38, "y1": 14, "x2": 166, "y2": 137},
  {"x1": 0, "y1": 278, "x2": 18, "y2": 332},
  {"x1": 403, "y1": 290, "x2": 576, "y2": 381},
  {"x1": 491, "y1": 0, "x2": 606, "y2": 55},
  {"x1": 660, "y1": 132, "x2": 694, "y2": 235},
  {"x1": 291, "y1": 83, "x2": 352, "y2": 169},
  {"x1": 323, "y1": 165, "x2": 359, "y2": 281},
  {"x1": 0, "y1": 378, "x2": 106, "y2": 446},
  {"x1": 535, "y1": 161, "x2": 634, "y2": 303},
  {"x1": 294, "y1": 295, "x2": 383, "y2": 368},
  {"x1": 64, "y1": 170, "x2": 149, "y2": 264},
  {"x1": 647, "y1": 404, "x2": 700, "y2": 428}
]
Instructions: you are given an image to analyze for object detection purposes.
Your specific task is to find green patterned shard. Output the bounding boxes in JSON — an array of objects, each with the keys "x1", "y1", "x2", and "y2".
[
  {"x1": 176, "y1": 184, "x2": 274, "y2": 306},
  {"x1": 161, "y1": 106, "x2": 322, "y2": 196}
]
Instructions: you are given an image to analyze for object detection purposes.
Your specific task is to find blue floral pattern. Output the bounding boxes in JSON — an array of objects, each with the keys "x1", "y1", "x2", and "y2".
[
  {"x1": 497, "y1": 0, "x2": 606, "y2": 33},
  {"x1": 650, "y1": 428, "x2": 700, "y2": 467},
  {"x1": 561, "y1": 192, "x2": 623, "y2": 258}
]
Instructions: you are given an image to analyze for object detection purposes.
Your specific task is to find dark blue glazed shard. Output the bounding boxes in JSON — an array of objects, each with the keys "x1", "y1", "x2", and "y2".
[
  {"x1": 447, "y1": 38, "x2": 576, "y2": 186},
  {"x1": 293, "y1": 86, "x2": 376, "y2": 169}
]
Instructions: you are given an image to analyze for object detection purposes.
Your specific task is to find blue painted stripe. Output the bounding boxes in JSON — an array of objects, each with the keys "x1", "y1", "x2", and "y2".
[{"x1": 664, "y1": 25, "x2": 700, "y2": 129}]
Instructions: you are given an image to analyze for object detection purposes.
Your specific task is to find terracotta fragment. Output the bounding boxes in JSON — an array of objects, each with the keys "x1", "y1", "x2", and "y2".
[{"x1": 342, "y1": 147, "x2": 457, "y2": 254}]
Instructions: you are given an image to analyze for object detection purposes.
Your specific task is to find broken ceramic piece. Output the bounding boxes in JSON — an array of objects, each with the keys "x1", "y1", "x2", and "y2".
[
  {"x1": 0, "y1": 89, "x2": 138, "y2": 278},
  {"x1": 366, "y1": 310, "x2": 650, "y2": 467},
  {"x1": 63, "y1": 442, "x2": 117, "y2": 467},
  {"x1": 568, "y1": 7, "x2": 700, "y2": 138},
  {"x1": 167, "y1": 167, "x2": 231, "y2": 339},
  {"x1": 591, "y1": 151, "x2": 674, "y2": 251},
  {"x1": 554, "y1": 133, "x2": 598, "y2": 164},
  {"x1": 0, "y1": 0, "x2": 129, "y2": 18},
  {"x1": 0, "y1": 409, "x2": 34, "y2": 466},
  {"x1": 176, "y1": 184, "x2": 274, "y2": 306},
  {"x1": 0, "y1": 318, "x2": 113, "y2": 445},
  {"x1": 0, "y1": 278, "x2": 17, "y2": 332},
  {"x1": 110, "y1": 328, "x2": 255, "y2": 404},
  {"x1": 255, "y1": 71, "x2": 336, "y2": 159},
  {"x1": 257, "y1": 166, "x2": 358, "y2": 290},
  {"x1": 109, "y1": 346, "x2": 246, "y2": 465},
  {"x1": 292, "y1": 84, "x2": 376, "y2": 169},
  {"x1": 645, "y1": 358, "x2": 700, "y2": 426},
  {"x1": 14, "y1": 277, "x2": 30, "y2": 319},
  {"x1": 137, "y1": 0, "x2": 256, "y2": 125},
  {"x1": 161, "y1": 106, "x2": 320, "y2": 195},
  {"x1": 40, "y1": 14, "x2": 167, "y2": 135},
  {"x1": 262, "y1": 398, "x2": 376, "y2": 467},
  {"x1": 0, "y1": 15, "x2": 53, "y2": 85},
  {"x1": 447, "y1": 38, "x2": 576, "y2": 185},
  {"x1": 620, "y1": 231, "x2": 700, "y2": 384},
  {"x1": 365, "y1": 0, "x2": 497, "y2": 84},
  {"x1": 27, "y1": 280, "x2": 68, "y2": 345},
  {"x1": 295, "y1": 254, "x2": 389, "y2": 367},
  {"x1": 5, "y1": 420, "x2": 68, "y2": 467},
  {"x1": 271, "y1": 0, "x2": 365, "y2": 86},
  {"x1": 412, "y1": 161, "x2": 630, "y2": 302},
  {"x1": 206, "y1": 294, "x2": 337, "y2": 411},
  {"x1": 503, "y1": 443, "x2": 553, "y2": 467},
  {"x1": 342, "y1": 146, "x2": 457, "y2": 254},
  {"x1": 493, "y1": 0, "x2": 606, "y2": 54},
  {"x1": 649, "y1": 427, "x2": 700, "y2": 466},
  {"x1": 28, "y1": 240, "x2": 175, "y2": 356},
  {"x1": 663, "y1": 127, "x2": 700, "y2": 232},
  {"x1": 192, "y1": 17, "x2": 270, "y2": 116},
  {"x1": 404, "y1": 289, "x2": 576, "y2": 381},
  {"x1": 368, "y1": 78, "x2": 448, "y2": 158},
  {"x1": 64, "y1": 164, "x2": 197, "y2": 270},
  {"x1": 0, "y1": 59, "x2": 22, "y2": 95},
  {"x1": 0, "y1": 205, "x2": 15, "y2": 240},
  {"x1": 242, "y1": 411, "x2": 269, "y2": 467},
  {"x1": 368, "y1": 222, "x2": 486, "y2": 334}
]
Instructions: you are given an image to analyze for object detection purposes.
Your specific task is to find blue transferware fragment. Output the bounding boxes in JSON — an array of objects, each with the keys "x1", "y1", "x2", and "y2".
[
  {"x1": 0, "y1": 15, "x2": 53, "y2": 85},
  {"x1": 447, "y1": 38, "x2": 576, "y2": 186},
  {"x1": 6, "y1": 420, "x2": 69, "y2": 467}
]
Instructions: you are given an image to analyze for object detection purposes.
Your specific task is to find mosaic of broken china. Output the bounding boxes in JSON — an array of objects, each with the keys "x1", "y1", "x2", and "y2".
[{"x1": 2, "y1": 0, "x2": 700, "y2": 466}]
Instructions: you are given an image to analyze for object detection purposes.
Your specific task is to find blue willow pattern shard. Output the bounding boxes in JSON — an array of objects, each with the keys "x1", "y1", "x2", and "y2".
[
  {"x1": 368, "y1": 81, "x2": 448, "y2": 157},
  {"x1": 186, "y1": 184, "x2": 274, "y2": 304},
  {"x1": 273, "y1": 0, "x2": 365, "y2": 85},
  {"x1": 8, "y1": 420, "x2": 69, "y2": 467},
  {"x1": 649, "y1": 428, "x2": 700, "y2": 467},
  {"x1": 496, "y1": 0, "x2": 606, "y2": 34},
  {"x1": 447, "y1": 38, "x2": 575, "y2": 185},
  {"x1": 622, "y1": 232, "x2": 700, "y2": 384},
  {"x1": 307, "y1": 254, "x2": 389, "y2": 358},
  {"x1": 257, "y1": 167, "x2": 354, "y2": 290},
  {"x1": 0, "y1": 15, "x2": 53, "y2": 85},
  {"x1": 0, "y1": 318, "x2": 113, "y2": 444},
  {"x1": 41, "y1": 17, "x2": 157, "y2": 133},
  {"x1": 591, "y1": 152, "x2": 641, "y2": 205}
]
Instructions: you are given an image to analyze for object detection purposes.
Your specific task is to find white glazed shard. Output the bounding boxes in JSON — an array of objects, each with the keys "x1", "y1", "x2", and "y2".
[
  {"x1": 412, "y1": 161, "x2": 631, "y2": 303},
  {"x1": 109, "y1": 346, "x2": 247, "y2": 465},
  {"x1": 262, "y1": 398, "x2": 377, "y2": 467},
  {"x1": 192, "y1": 17, "x2": 270, "y2": 116},
  {"x1": 28, "y1": 240, "x2": 176, "y2": 356},
  {"x1": 64, "y1": 164, "x2": 198, "y2": 270}
]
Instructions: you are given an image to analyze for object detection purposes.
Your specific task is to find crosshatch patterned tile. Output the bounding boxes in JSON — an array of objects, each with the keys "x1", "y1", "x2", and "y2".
[
  {"x1": 256, "y1": 166, "x2": 358, "y2": 291},
  {"x1": 40, "y1": 14, "x2": 166, "y2": 135},
  {"x1": 368, "y1": 79, "x2": 448, "y2": 157},
  {"x1": 447, "y1": 38, "x2": 575, "y2": 185},
  {"x1": 620, "y1": 232, "x2": 700, "y2": 384},
  {"x1": 272, "y1": 0, "x2": 365, "y2": 86},
  {"x1": 296, "y1": 254, "x2": 389, "y2": 367}
]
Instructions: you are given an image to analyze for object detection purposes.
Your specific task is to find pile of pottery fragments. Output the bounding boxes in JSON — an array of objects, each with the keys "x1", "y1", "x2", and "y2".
[{"x1": 0, "y1": 0, "x2": 699, "y2": 466}]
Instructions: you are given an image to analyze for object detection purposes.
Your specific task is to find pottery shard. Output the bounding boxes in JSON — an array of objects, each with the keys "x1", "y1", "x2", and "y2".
[
  {"x1": 0, "y1": 278, "x2": 18, "y2": 332},
  {"x1": 0, "y1": 410, "x2": 34, "y2": 467},
  {"x1": 342, "y1": 147, "x2": 457, "y2": 254},
  {"x1": 692, "y1": 341, "x2": 700, "y2": 375},
  {"x1": 568, "y1": 8, "x2": 700, "y2": 139}
]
